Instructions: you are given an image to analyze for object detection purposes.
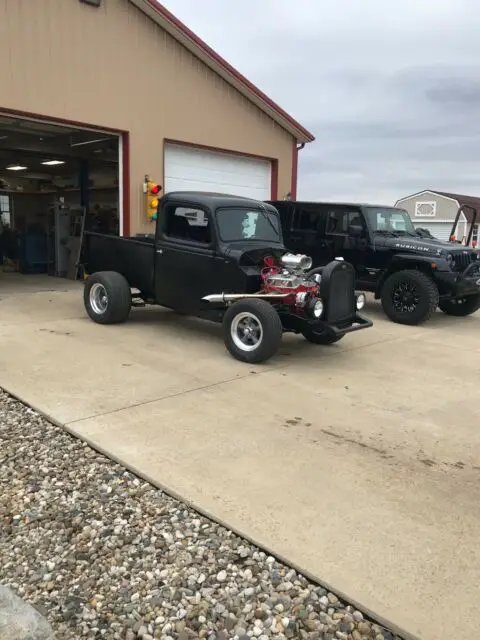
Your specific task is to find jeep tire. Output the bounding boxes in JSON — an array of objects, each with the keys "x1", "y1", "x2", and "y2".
[
  {"x1": 223, "y1": 299, "x2": 283, "y2": 363},
  {"x1": 84, "y1": 271, "x2": 132, "y2": 324},
  {"x1": 381, "y1": 269, "x2": 439, "y2": 325},
  {"x1": 439, "y1": 293, "x2": 480, "y2": 317}
]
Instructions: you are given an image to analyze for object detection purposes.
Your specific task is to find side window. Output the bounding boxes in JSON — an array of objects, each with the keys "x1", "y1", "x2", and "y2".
[
  {"x1": 0, "y1": 194, "x2": 11, "y2": 227},
  {"x1": 165, "y1": 206, "x2": 211, "y2": 244},
  {"x1": 326, "y1": 209, "x2": 363, "y2": 235},
  {"x1": 293, "y1": 207, "x2": 320, "y2": 232}
]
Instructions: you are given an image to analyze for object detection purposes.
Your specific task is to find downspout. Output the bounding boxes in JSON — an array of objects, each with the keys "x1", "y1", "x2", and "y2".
[{"x1": 289, "y1": 141, "x2": 306, "y2": 200}]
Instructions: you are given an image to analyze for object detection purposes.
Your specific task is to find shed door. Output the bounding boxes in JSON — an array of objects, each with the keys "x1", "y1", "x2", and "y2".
[
  {"x1": 164, "y1": 143, "x2": 272, "y2": 200},
  {"x1": 413, "y1": 222, "x2": 453, "y2": 242}
]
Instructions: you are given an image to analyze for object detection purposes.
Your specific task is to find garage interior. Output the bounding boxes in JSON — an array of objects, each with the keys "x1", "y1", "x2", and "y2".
[{"x1": 0, "y1": 114, "x2": 120, "y2": 281}]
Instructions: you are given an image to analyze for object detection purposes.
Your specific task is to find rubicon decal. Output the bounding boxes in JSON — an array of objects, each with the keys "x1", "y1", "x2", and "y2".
[{"x1": 394, "y1": 243, "x2": 430, "y2": 252}]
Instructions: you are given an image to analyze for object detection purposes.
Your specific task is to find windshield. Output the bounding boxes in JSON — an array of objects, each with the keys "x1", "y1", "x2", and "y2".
[
  {"x1": 365, "y1": 207, "x2": 416, "y2": 235},
  {"x1": 215, "y1": 207, "x2": 281, "y2": 242}
]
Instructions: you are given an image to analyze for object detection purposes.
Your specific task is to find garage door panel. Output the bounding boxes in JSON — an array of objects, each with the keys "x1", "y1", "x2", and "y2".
[
  {"x1": 165, "y1": 144, "x2": 272, "y2": 200},
  {"x1": 413, "y1": 222, "x2": 452, "y2": 242}
]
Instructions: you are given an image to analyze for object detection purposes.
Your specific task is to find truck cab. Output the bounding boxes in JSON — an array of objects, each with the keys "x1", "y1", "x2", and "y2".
[{"x1": 270, "y1": 200, "x2": 480, "y2": 325}]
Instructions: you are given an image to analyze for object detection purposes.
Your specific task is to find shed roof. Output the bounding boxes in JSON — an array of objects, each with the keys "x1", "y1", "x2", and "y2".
[
  {"x1": 129, "y1": 0, "x2": 315, "y2": 144},
  {"x1": 436, "y1": 192, "x2": 480, "y2": 222}
]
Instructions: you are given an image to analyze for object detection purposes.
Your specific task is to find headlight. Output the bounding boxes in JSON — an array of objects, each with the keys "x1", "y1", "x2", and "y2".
[
  {"x1": 356, "y1": 293, "x2": 366, "y2": 310},
  {"x1": 446, "y1": 253, "x2": 455, "y2": 267},
  {"x1": 311, "y1": 298, "x2": 324, "y2": 318}
]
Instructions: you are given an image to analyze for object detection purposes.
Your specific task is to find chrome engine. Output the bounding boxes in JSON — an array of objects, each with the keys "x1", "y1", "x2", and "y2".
[
  {"x1": 262, "y1": 253, "x2": 316, "y2": 292},
  {"x1": 280, "y1": 252, "x2": 313, "y2": 271}
]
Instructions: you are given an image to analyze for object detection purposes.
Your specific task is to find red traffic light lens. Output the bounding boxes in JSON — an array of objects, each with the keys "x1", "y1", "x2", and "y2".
[{"x1": 150, "y1": 184, "x2": 161, "y2": 195}]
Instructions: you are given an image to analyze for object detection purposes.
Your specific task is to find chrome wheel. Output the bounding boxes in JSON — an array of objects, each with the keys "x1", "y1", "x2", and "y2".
[
  {"x1": 231, "y1": 311, "x2": 263, "y2": 352},
  {"x1": 90, "y1": 283, "x2": 108, "y2": 315}
]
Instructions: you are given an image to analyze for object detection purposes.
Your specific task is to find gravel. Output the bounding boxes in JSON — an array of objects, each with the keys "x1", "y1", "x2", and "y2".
[{"x1": 0, "y1": 389, "x2": 403, "y2": 640}]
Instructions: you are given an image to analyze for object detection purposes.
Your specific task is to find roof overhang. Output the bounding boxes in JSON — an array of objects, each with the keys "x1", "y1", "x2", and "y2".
[{"x1": 129, "y1": 0, "x2": 315, "y2": 144}]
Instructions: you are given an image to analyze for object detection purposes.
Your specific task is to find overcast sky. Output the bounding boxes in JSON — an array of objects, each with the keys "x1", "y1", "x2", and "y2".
[{"x1": 161, "y1": 0, "x2": 480, "y2": 204}]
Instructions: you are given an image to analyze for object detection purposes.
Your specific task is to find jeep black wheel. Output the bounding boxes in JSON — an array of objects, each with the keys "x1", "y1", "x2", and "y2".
[
  {"x1": 381, "y1": 270, "x2": 439, "y2": 325},
  {"x1": 223, "y1": 299, "x2": 283, "y2": 363},
  {"x1": 439, "y1": 293, "x2": 480, "y2": 317},
  {"x1": 84, "y1": 271, "x2": 132, "y2": 324},
  {"x1": 301, "y1": 328, "x2": 344, "y2": 345}
]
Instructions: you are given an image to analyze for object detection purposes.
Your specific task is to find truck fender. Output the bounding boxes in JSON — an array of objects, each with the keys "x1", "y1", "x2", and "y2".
[{"x1": 374, "y1": 254, "x2": 438, "y2": 299}]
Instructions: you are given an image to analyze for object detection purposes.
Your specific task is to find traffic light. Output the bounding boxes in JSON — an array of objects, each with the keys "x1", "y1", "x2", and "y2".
[{"x1": 144, "y1": 175, "x2": 162, "y2": 221}]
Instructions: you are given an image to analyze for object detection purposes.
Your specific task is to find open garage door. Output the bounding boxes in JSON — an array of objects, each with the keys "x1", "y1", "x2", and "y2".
[
  {"x1": 164, "y1": 143, "x2": 272, "y2": 200},
  {"x1": 0, "y1": 113, "x2": 122, "y2": 281}
]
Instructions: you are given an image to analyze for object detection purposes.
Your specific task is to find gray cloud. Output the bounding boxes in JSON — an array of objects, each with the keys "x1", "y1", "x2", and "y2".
[{"x1": 162, "y1": 0, "x2": 480, "y2": 203}]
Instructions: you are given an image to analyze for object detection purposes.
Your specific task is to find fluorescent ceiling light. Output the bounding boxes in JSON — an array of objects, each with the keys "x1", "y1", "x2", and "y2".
[
  {"x1": 6, "y1": 164, "x2": 27, "y2": 171},
  {"x1": 41, "y1": 160, "x2": 65, "y2": 166},
  {"x1": 70, "y1": 137, "x2": 111, "y2": 147}
]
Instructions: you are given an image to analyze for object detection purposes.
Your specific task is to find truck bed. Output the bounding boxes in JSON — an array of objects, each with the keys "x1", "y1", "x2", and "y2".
[{"x1": 83, "y1": 232, "x2": 155, "y2": 295}]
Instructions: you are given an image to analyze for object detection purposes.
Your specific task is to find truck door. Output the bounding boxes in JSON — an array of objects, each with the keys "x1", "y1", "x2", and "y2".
[
  {"x1": 324, "y1": 206, "x2": 369, "y2": 277},
  {"x1": 154, "y1": 204, "x2": 219, "y2": 312}
]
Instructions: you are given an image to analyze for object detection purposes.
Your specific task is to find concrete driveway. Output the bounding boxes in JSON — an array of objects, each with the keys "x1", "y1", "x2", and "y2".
[{"x1": 1, "y1": 275, "x2": 479, "y2": 640}]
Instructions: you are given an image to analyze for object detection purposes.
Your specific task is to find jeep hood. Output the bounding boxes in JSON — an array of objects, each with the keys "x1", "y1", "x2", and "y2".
[{"x1": 378, "y1": 234, "x2": 472, "y2": 256}]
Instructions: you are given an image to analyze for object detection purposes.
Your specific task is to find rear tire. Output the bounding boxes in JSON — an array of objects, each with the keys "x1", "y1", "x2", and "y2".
[
  {"x1": 439, "y1": 293, "x2": 480, "y2": 316},
  {"x1": 223, "y1": 299, "x2": 282, "y2": 363},
  {"x1": 84, "y1": 271, "x2": 131, "y2": 324},
  {"x1": 301, "y1": 328, "x2": 344, "y2": 345},
  {"x1": 381, "y1": 270, "x2": 439, "y2": 325}
]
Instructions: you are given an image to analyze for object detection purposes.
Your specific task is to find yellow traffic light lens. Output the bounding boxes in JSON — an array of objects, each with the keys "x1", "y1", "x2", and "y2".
[{"x1": 150, "y1": 198, "x2": 159, "y2": 209}]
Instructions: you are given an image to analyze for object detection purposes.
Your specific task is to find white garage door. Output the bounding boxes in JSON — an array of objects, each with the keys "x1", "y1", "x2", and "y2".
[
  {"x1": 413, "y1": 222, "x2": 453, "y2": 242},
  {"x1": 164, "y1": 143, "x2": 272, "y2": 200}
]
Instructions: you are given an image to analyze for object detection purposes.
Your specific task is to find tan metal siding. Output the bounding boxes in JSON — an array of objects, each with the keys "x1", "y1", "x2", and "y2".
[{"x1": 0, "y1": 0, "x2": 294, "y2": 233}]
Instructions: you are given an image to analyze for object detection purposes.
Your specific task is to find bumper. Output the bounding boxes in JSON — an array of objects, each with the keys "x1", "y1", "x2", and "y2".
[
  {"x1": 436, "y1": 263, "x2": 480, "y2": 297},
  {"x1": 324, "y1": 312, "x2": 373, "y2": 336},
  {"x1": 278, "y1": 312, "x2": 373, "y2": 336}
]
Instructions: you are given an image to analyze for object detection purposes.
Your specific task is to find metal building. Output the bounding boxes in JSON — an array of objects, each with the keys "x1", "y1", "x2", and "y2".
[{"x1": 0, "y1": 0, "x2": 314, "y2": 277}]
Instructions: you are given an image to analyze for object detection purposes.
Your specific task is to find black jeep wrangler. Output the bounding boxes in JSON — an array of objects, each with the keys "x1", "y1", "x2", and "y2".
[
  {"x1": 81, "y1": 192, "x2": 372, "y2": 364},
  {"x1": 270, "y1": 200, "x2": 480, "y2": 325}
]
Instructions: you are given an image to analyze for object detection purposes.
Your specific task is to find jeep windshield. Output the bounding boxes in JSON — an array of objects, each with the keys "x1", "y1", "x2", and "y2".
[
  {"x1": 215, "y1": 207, "x2": 281, "y2": 242},
  {"x1": 365, "y1": 207, "x2": 416, "y2": 236}
]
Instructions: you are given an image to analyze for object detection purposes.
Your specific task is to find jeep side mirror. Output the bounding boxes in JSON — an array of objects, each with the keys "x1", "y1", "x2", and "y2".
[{"x1": 348, "y1": 224, "x2": 363, "y2": 238}]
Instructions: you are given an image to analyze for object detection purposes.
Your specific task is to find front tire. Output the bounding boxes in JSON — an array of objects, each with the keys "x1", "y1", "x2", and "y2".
[
  {"x1": 381, "y1": 270, "x2": 439, "y2": 325},
  {"x1": 439, "y1": 293, "x2": 480, "y2": 317},
  {"x1": 301, "y1": 328, "x2": 344, "y2": 345},
  {"x1": 223, "y1": 299, "x2": 283, "y2": 363},
  {"x1": 84, "y1": 271, "x2": 132, "y2": 324}
]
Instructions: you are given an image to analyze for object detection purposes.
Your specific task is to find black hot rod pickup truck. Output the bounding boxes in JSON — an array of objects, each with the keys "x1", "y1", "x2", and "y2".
[{"x1": 81, "y1": 192, "x2": 372, "y2": 364}]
